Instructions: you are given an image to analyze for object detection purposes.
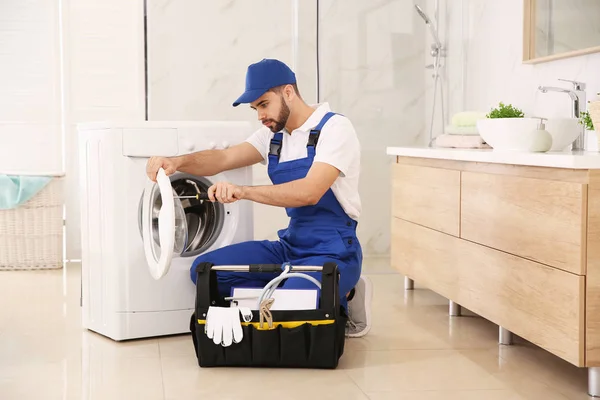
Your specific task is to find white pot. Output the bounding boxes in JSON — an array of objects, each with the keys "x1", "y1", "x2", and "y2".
[{"x1": 477, "y1": 117, "x2": 581, "y2": 152}]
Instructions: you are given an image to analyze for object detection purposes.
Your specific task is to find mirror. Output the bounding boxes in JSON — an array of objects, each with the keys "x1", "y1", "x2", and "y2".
[{"x1": 523, "y1": 0, "x2": 600, "y2": 63}]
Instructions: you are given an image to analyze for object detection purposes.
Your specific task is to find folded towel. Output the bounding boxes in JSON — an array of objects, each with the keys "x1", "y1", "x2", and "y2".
[
  {"x1": 0, "y1": 175, "x2": 52, "y2": 210},
  {"x1": 451, "y1": 111, "x2": 487, "y2": 127},
  {"x1": 445, "y1": 125, "x2": 479, "y2": 136},
  {"x1": 434, "y1": 134, "x2": 490, "y2": 149}
]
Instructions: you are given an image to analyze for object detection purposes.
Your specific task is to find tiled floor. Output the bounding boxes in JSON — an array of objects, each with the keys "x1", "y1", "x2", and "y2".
[{"x1": 0, "y1": 258, "x2": 594, "y2": 399}]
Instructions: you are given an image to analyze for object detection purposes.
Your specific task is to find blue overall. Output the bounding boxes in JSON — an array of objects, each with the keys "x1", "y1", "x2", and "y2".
[{"x1": 191, "y1": 112, "x2": 362, "y2": 310}]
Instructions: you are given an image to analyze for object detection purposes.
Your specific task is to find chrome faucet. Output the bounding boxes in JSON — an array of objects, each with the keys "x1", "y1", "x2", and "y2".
[{"x1": 538, "y1": 79, "x2": 587, "y2": 151}]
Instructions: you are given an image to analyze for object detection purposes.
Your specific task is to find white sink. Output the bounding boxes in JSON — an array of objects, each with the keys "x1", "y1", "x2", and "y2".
[{"x1": 477, "y1": 117, "x2": 582, "y2": 152}]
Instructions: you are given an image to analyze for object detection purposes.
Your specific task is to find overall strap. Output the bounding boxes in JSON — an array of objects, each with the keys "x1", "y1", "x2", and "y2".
[
  {"x1": 268, "y1": 111, "x2": 339, "y2": 161},
  {"x1": 307, "y1": 112, "x2": 338, "y2": 150},
  {"x1": 268, "y1": 131, "x2": 284, "y2": 161}
]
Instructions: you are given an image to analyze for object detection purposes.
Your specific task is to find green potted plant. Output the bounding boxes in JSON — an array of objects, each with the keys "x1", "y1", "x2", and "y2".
[
  {"x1": 580, "y1": 110, "x2": 594, "y2": 131},
  {"x1": 486, "y1": 102, "x2": 525, "y2": 119}
]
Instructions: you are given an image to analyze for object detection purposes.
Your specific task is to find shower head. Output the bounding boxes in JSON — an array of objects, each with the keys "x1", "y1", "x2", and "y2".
[
  {"x1": 414, "y1": 5, "x2": 431, "y2": 24},
  {"x1": 414, "y1": 4, "x2": 442, "y2": 49}
]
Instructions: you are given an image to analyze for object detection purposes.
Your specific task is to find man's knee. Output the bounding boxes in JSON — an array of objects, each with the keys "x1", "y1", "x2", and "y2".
[
  {"x1": 189, "y1": 242, "x2": 239, "y2": 284},
  {"x1": 189, "y1": 239, "x2": 285, "y2": 284}
]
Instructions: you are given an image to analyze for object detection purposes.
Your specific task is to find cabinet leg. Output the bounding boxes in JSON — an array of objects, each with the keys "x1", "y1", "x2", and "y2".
[
  {"x1": 404, "y1": 276, "x2": 414, "y2": 290},
  {"x1": 589, "y1": 367, "x2": 600, "y2": 397},
  {"x1": 499, "y1": 326, "x2": 513, "y2": 345},
  {"x1": 449, "y1": 301, "x2": 461, "y2": 316}
]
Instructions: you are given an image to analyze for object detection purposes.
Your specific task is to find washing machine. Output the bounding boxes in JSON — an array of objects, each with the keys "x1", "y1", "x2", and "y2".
[{"x1": 78, "y1": 121, "x2": 254, "y2": 341}]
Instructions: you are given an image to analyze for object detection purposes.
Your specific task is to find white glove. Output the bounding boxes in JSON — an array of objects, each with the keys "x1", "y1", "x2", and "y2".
[
  {"x1": 205, "y1": 306, "x2": 223, "y2": 345},
  {"x1": 221, "y1": 308, "x2": 234, "y2": 347},
  {"x1": 205, "y1": 306, "x2": 250, "y2": 347}
]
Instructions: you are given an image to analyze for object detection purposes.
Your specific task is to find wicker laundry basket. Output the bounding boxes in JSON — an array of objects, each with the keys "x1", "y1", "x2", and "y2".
[{"x1": 0, "y1": 177, "x2": 64, "y2": 270}]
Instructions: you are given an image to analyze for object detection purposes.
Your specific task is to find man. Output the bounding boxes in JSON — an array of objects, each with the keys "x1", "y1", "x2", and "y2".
[{"x1": 146, "y1": 58, "x2": 371, "y2": 337}]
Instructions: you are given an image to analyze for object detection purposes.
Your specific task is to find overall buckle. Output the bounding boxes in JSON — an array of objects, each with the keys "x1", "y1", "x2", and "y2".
[
  {"x1": 269, "y1": 140, "x2": 282, "y2": 157},
  {"x1": 307, "y1": 130, "x2": 320, "y2": 147}
]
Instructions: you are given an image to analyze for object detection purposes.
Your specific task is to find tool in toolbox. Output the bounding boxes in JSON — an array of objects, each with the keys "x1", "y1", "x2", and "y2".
[{"x1": 190, "y1": 261, "x2": 348, "y2": 369}]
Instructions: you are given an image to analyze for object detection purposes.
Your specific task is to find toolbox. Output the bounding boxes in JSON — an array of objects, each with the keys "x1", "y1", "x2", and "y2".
[{"x1": 190, "y1": 261, "x2": 347, "y2": 369}]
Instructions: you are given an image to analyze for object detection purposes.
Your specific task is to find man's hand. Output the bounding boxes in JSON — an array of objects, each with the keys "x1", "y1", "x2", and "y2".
[
  {"x1": 146, "y1": 156, "x2": 182, "y2": 182},
  {"x1": 208, "y1": 181, "x2": 245, "y2": 203}
]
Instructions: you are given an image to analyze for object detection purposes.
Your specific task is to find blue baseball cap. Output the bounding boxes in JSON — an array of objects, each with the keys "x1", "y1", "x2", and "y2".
[{"x1": 232, "y1": 59, "x2": 297, "y2": 107}]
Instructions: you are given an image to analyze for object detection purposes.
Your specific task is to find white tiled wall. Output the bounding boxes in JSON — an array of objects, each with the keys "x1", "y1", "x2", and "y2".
[
  {"x1": 0, "y1": 0, "x2": 63, "y2": 175},
  {"x1": 0, "y1": 0, "x2": 147, "y2": 259}
]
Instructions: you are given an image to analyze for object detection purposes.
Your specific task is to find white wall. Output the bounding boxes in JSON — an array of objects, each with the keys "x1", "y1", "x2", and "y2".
[
  {"x1": 0, "y1": 0, "x2": 63, "y2": 175},
  {"x1": 421, "y1": 0, "x2": 600, "y2": 148},
  {"x1": 452, "y1": 0, "x2": 600, "y2": 120}
]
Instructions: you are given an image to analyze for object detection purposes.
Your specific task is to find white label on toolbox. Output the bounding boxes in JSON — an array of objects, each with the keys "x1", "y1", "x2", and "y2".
[{"x1": 228, "y1": 288, "x2": 318, "y2": 310}]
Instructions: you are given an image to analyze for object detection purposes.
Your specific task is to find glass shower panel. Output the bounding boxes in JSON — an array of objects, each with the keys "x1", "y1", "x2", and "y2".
[{"x1": 318, "y1": 0, "x2": 427, "y2": 256}]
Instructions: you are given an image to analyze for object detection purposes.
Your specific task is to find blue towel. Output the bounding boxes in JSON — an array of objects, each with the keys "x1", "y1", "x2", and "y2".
[{"x1": 0, "y1": 175, "x2": 53, "y2": 210}]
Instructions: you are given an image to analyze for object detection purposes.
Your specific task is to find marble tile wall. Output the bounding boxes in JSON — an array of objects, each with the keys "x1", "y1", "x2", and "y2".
[{"x1": 147, "y1": 0, "x2": 317, "y2": 122}]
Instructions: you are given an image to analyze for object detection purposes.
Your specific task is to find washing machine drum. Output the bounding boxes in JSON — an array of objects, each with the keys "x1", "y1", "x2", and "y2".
[{"x1": 139, "y1": 168, "x2": 224, "y2": 280}]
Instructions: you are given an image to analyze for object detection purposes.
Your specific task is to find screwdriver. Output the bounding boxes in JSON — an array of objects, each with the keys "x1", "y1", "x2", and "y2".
[{"x1": 175, "y1": 193, "x2": 210, "y2": 200}]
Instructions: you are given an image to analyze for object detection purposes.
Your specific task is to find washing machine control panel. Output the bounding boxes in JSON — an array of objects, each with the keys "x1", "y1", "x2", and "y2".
[
  {"x1": 181, "y1": 141, "x2": 196, "y2": 152},
  {"x1": 176, "y1": 122, "x2": 253, "y2": 155}
]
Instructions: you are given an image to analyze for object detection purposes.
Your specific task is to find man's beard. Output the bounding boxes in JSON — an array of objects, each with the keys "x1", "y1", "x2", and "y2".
[{"x1": 266, "y1": 97, "x2": 290, "y2": 133}]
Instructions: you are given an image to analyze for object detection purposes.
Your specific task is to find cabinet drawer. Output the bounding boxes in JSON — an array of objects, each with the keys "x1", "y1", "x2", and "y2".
[
  {"x1": 461, "y1": 172, "x2": 587, "y2": 275},
  {"x1": 391, "y1": 218, "x2": 585, "y2": 366},
  {"x1": 392, "y1": 163, "x2": 460, "y2": 236}
]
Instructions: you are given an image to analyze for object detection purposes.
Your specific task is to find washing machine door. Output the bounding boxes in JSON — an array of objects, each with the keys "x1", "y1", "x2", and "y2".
[{"x1": 141, "y1": 168, "x2": 188, "y2": 280}]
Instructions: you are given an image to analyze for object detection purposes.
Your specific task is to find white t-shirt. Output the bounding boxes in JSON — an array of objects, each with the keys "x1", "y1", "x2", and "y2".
[{"x1": 245, "y1": 102, "x2": 361, "y2": 221}]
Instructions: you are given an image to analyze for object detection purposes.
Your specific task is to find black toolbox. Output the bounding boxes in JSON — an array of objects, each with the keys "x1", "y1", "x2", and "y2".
[{"x1": 190, "y1": 261, "x2": 347, "y2": 369}]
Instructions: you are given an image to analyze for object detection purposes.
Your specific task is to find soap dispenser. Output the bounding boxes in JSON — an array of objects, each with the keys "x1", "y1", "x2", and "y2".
[{"x1": 528, "y1": 117, "x2": 553, "y2": 152}]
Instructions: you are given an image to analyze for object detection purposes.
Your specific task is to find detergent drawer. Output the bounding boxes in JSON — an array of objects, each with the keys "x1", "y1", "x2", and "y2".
[{"x1": 122, "y1": 128, "x2": 179, "y2": 157}]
